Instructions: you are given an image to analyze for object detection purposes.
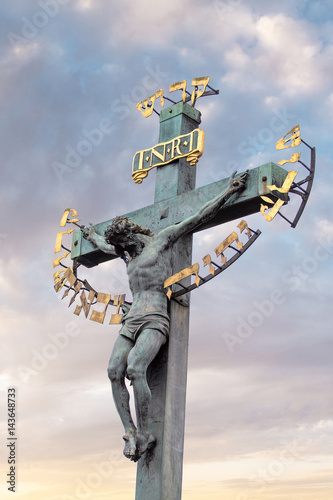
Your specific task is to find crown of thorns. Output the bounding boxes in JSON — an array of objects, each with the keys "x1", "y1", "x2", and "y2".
[{"x1": 105, "y1": 217, "x2": 154, "y2": 243}]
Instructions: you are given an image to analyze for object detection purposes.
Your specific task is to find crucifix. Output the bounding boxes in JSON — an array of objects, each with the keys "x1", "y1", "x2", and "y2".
[{"x1": 56, "y1": 77, "x2": 315, "y2": 500}]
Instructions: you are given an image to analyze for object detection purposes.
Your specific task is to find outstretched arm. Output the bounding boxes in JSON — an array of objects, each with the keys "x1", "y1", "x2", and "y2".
[
  {"x1": 82, "y1": 224, "x2": 116, "y2": 255},
  {"x1": 160, "y1": 171, "x2": 248, "y2": 246}
]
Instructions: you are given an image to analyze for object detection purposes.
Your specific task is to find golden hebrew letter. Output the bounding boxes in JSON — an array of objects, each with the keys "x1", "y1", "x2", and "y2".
[
  {"x1": 57, "y1": 267, "x2": 81, "y2": 304},
  {"x1": 136, "y1": 94, "x2": 156, "y2": 118},
  {"x1": 191, "y1": 77, "x2": 210, "y2": 105},
  {"x1": 155, "y1": 89, "x2": 165, "y2": 108},
  {"x1": 164, "y1": 263, "x2": 200, "y2": 299},
  {"x1": 53, "y1": 268, "x2": 68, "y2": 288},
  {"x1": 74, "y1": 290, "x2": 96, "y2": 318},
  {"x1": 53, "y1": 251, "x2": 70, "y2": 268},
  {"x1": 53, "y1": 266, "x2": 74, "y2": 292},
  {"x1": 54, "y1": 228, "x2": 74, "y2": 253},
  {"x1": 136, "y1": 90, "x2": 165, "y2": 118},
  {"x1": 109, "y1": 294, "x2": 126, "y2": 325},
  {"x1": 214, "y1": 232, "x2": 242, "y2": 264},
  {"x1": 267, "y1": 170, "x2": 298, "y2": 195},
  {"x1": 276, "y1": 125, "x2": 301, "y2": 150},
  {"x1": 53, "y1": 267, "x2": 81, "y2": 307},
  {"x1": 68, "y1": 281, "x2": 82, "y2": 307},
  {"x1": 260, "y1": 199, "x2": 284, "y2": 222},
  {"x1": 90, "y1": 293, "x2": 111, "y2": 324},
  {"x1": 277, "y1": 152, "x2": 301, "y2": 166},
  {"x1": 260, "y1": 170, "x2": 298, "y2": 222},
  {"x1": 237, "y1": 220, "x2": 251, "y2": 239},
  {"x1": 169, "y1": 80, "x2": 187, "y2": 102},
  {"x1": 59, "y1": 208, "x2": 80, "y2": 227},
  {"x1": 60, "y1": 270, "x2": 76, "y2": 297},
  {"x1": 202, "y1": 254, "x2": 215, "y2": 276}
]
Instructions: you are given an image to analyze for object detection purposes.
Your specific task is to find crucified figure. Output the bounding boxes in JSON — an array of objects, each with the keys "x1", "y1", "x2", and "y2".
[{"x1": 83, "y1": 171, "x2": 248, "y2": 462}]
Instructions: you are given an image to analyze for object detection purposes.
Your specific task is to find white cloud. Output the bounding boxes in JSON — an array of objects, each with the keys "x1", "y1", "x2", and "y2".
[
  {"x1": 74, "y1": 0, "x2": 94, "y2": 10},
  {"x1": 254, "y1": 14, "x2": 330, "y2": 96},
  {"x1": 0, "y1": 1, "x2": 332, "y2": 498}
]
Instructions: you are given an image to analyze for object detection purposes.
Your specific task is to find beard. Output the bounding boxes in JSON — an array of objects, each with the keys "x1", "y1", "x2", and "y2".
[{"x1": 115, "y1": 235, "x2": 144, "y2": 262}]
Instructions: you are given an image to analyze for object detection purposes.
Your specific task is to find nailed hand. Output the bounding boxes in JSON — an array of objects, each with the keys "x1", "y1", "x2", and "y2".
[
  {"x1": 82, "y1": 223, "x2": 96, "y2": 240},
  {"x1": 229, "y1": 170, "x2": 249, "y2": 191}
]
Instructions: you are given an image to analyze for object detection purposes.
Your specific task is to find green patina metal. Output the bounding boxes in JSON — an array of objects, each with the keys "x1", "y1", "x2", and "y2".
[
  {"x1": 71, "y1": 161, "x2": 288, "y2": 267},
  {"x1": 70, "y1": 100, "x2": 291, "y2": 500}
]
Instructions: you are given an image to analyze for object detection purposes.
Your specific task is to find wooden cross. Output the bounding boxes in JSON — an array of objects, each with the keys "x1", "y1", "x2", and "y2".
[{"x1": 71, "y1": 99, "x2": 291, "y2": 500}]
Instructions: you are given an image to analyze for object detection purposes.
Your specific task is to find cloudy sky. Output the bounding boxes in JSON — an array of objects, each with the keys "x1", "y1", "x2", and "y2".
[{"x1": 1, "y1": 0, "x2": 333, "y2": 499}]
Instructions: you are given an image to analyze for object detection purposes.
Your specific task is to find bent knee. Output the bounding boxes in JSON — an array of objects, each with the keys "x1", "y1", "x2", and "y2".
[
  {"x1": 126, "y1": 364, "x2": 145, "y2": 382},
  {"x1": 107, "y1": 363, "x2": 125, "y2": 383}
]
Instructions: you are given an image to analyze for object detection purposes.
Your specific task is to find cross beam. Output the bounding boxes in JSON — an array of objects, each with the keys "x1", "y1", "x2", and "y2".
[
  {"x1": 71, "y1": 162, "x2": 289, "y2": 268},
  {"x1": 70, "y1": 101, "x2": 290, "y2": 500}
]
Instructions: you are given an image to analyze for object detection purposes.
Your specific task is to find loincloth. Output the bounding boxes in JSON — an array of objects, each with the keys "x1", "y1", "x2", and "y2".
[{"x1": 119, "y1": 310, "x2": 170, "y2": 342}]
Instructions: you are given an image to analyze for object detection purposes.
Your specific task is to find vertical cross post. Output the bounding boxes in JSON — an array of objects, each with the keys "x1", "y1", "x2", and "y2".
[{"x1": 135, "y1": 102, "x2": 201, "y2": 500}]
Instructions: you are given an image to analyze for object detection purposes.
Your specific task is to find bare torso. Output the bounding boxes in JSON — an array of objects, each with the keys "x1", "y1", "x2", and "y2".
[
  {"x1": 85, "y1": 171, "x2": 248, "y2": 462},
  {"x1": 126, "y1": 236, "x2": 172, "y2": 315}
]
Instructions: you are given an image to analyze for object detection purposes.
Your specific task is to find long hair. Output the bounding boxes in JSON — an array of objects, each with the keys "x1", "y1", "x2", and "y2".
[{"x1": 105, "y1": 217, "x2": 153, "y2": 261}]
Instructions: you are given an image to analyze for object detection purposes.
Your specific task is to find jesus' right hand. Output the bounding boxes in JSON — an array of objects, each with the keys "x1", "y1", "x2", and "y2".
[{"x1": 82, "y1": 223, "x2": 96, "y2": 241}]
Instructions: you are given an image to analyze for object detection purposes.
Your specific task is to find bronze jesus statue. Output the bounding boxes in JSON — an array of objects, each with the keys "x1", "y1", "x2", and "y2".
[{"x1": 83, "y1": 171, "x2": 247, "y2": 462}]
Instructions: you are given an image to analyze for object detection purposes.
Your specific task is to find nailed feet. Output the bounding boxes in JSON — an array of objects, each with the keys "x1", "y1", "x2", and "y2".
[
  {"x1": 123, "y1": 430, "x2": 156, "y2": 462},
  {"x1": 123, "y1": 430, "x2": 137, "y2": 461},
  {"x1": 136, "y1": 432, "x2": 156, "y2": 460}
]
